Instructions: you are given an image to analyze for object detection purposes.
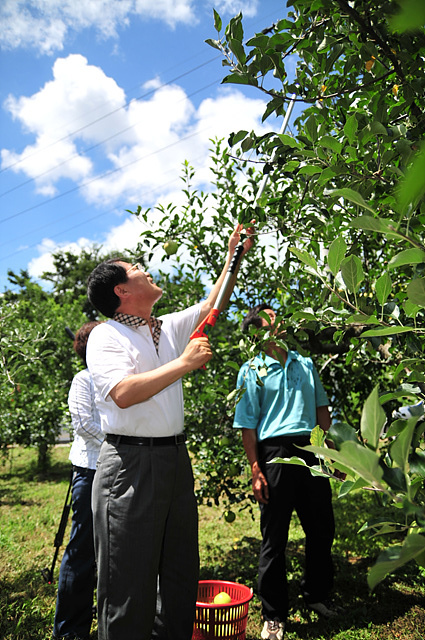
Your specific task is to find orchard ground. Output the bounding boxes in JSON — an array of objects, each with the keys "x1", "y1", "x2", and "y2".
[{"x1": 0, "y1": 445, "x2": 424, "y2": 640}]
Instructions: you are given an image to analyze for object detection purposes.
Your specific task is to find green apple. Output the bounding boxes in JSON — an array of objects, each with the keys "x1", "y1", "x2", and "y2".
[
  {"x1": 351, "y1": 361, "x2": 362, "y2": 374},
  {"x1": 220, "y1": 436, "x2": 230, "y2": 447},
  {"x1": 224, "y1": 510, "x2": 236, "y2": 523},
  {"x1": 213, "y1": 591, "x2": 232, "y2": 604},
  {"x1": 228, "y1": 463, "x2": 239, "y2": 477},
  {"x1": 163, "y1": 240, "x2": 178, "y2": 255}
]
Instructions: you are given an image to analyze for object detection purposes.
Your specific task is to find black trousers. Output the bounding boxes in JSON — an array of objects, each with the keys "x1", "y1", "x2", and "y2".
[
  {"x1": 92, "y1": 439, "x2": 199, "y2": 640},
  {"x1": 257, "y1": 436, "x2": 335, "y2": 622}
]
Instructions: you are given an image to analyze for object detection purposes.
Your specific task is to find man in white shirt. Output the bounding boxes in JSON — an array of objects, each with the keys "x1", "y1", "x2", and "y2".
[{"x1": 86, "y1": 225, "x2": 254, "y2": 640}]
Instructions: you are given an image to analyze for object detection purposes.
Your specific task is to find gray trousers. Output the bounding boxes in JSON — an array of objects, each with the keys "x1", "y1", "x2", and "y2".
[{"x1": 92, "y1": 439, "x2": 199, "y2": 640}]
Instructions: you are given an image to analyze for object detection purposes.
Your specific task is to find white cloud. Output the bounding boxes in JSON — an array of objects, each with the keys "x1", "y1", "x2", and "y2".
[
  {"x1": 2, "y1": 54, "x2": 272, "y2": 204},
  {"x1": 0, "y1": 0, "x2": 262, "y2": 54},
  {"x1": 28, "y1": 236, "x2": 94, "y2": 278},
  {"x1": 1, "y1": 54, "x2": 127, "y2": 194},
  {"x1": 7, "y1": 54, "x2": 279, "y2": 282},
  {"x1": 0, "y1": 0, "x2": 197, "y2": 53},
  {"x1": 211, "y1": 0, "x2": 259, "y2": 19}
]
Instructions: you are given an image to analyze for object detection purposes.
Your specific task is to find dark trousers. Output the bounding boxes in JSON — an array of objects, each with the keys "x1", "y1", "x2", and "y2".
[
  {"x1": 53, "y1": 466, "x2": 96, "y2": 639},
  {"x1": 257, "y1": 436, "x2": 335, "y2": 622},
  {"x1": 92, "y1": 440, "x2": 199, "y2": 640}
]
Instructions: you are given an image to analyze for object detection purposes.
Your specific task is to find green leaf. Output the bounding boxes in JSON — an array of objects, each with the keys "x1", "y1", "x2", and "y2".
[
  {"x1": 328, "y1": 422, "x2": 359, "y2": 450},
  {"x1": 389, "y1": 417, "x2": 418, "y2": 472},
  {"x1": 361, "y1": 326, "x2": 413, "y2": 337},
  {"x1": 343, "y1": 114, "x2": 358, "y2": 145},
  {"x1": 302, "y1": 441, "x2": 384, "y2": 488},
  {"x1": 346, "y1": 314, "x2": 380, "y2": 324},
  {"x1": 331, "y1": 189, "x2": 377, "y2": 214},
  {"x1": 228, "y1": 37, "x2": 246, "y2": 64},
  {"x1": 205, "y1": 38, "x2": 221, "y2": 51},
  {"x1": 390, "y1": 0, "x2": 425, "y2": 32},
  {"x1": 340, "y1": 255, "x2": 364, "y2": 293},
  {"x1": 407, "y1": 278, "x2": 425, "y2": 307},
  {"x1": 289, "y1": 248, "x2": 318, "y2": 271},
  {"x1": 310, "y1": 425, "x2": 326, "y2": 447},
  {"x1": 241, "y1": 136, "x2": 254, "y2": 152},
  {"x1": 222, "y1": 72, "x2": 253, "y2": 86},
  {"x1": 388, "y1": 248, "x2": 425, "y2": 269},
  {"x1": 368, "y1": 534, "x2": 425, "y2": 591},
  {"x1": 350, "y1": 215, "x2": 402, "y2": 237},
  {"x1": 305, "y1": 115, "x2": 318, "y2": 143},
  {"x1": 361, "y1": 385, "x2": 386, "y2": 450},
  {"x1": 277, "y1": 133, "x2": 300, "y2": 149},
  {"x1": 297, "y1": 165, "x2": 322, "y2": 176},
  {"x1": 318, "y1": 135, "x2": 343, "y2": 154},
  {"x1": 328, "y1": 236, "x2": 347, "y2": 276},
  {"x1": 229, "y1": 130, "x2": 249, "y2": 145},
  {"x1": 397, "y1": 144, "x2": 425, "y2": 214},
  {"x1": 375, "y1": 272, "x2": 392, "y2": 305},
  {"x1": 338, "y1": 476, "x2": 368, "y2": 498},
  {"x1": 270, "y1": 456, "x2": 331, "y2": 478},
  {"x1": 213, "y1": 9, "x2": 222, "y2": 32},
  {"x1": 370, "y1": 121, "x2": 388, "y2": 135}
]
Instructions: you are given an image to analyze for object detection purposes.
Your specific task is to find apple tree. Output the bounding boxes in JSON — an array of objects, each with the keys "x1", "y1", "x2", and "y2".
[
  {"x1": 202, "y1": 0, "x2": 425, "y2": 587},
  {"x1": 130, "y1": 0, "x2": 425, "y2": 586}
]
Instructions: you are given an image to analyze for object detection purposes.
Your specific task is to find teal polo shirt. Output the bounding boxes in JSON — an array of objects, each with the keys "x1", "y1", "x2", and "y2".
[{"x1": 233, "y1": 351, "x2": 329, "y2": 441}]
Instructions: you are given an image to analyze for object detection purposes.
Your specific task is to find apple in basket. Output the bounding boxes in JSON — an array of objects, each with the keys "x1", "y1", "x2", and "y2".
[{"x1": 214, "y1": 592, "x2": 232, "y2": 604}]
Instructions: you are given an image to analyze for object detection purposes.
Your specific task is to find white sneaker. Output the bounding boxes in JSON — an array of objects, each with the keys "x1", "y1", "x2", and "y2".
[{"x1": 261, "y1": 620, "x2": 285, "y2": 639}]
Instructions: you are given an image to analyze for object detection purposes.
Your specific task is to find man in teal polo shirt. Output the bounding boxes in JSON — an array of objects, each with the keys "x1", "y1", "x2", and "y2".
[{"x1": 233, "y1": 304, "x2": 338, "y2": 640}]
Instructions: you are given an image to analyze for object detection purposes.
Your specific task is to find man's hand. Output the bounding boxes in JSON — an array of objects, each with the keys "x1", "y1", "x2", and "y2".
[
  {"x1": 229, "y1": 221, "x2": 255, "y2": 257},
  {"x1": 252, "y1": 463, "x2": 269, "y2": 504},
  {"x1": 180, "y1": 337, "x2": 212, "y2": 371}
]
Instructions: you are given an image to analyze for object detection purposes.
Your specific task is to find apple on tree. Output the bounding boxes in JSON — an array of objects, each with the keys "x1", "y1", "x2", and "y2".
[{"x1": 163, "y1": 240, "x2": 178, "y2": 255}]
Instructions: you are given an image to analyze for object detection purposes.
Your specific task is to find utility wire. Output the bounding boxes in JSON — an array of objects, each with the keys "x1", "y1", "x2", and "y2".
[
  {"x1": 0, "y1": 77, "x2": 220, "y2": 200},
  {"x1": 0, "y1": 56, "x2": 220, "y2": 178}
]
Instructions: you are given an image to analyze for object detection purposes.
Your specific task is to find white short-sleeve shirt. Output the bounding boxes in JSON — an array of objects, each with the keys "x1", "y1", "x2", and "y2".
[{"x1": 86, "y1": 303, "x2": 202, "y2": 437}]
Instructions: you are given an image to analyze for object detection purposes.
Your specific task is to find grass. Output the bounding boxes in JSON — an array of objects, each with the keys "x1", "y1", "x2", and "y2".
[{"x1": 0, "y1": 445, "x2": 424, "y2": 640}]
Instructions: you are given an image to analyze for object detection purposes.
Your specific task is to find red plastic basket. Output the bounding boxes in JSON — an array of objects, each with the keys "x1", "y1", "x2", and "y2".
[{"x1": 192, "y1": 580, "x2": 253, "y2": 640}]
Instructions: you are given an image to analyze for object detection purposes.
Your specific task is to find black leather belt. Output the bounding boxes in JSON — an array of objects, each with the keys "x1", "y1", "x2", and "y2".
[{"x1": 106, "y1": 433, "x2": 186, "y2": 446}]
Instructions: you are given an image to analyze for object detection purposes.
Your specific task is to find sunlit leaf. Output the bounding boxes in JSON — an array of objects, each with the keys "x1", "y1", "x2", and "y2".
[
  {"x1": 388, "y1": 248, "x2": 425, "y2": 269},
  {"x1": 340, "y1": 255, "x2": 364, "y2": 293},
  {"x1": 368, "y1": 535, "x2": 425, "y2": 590},
  {"x1": 406, "y1": 278, "x2": 425, "y2": 307},
  {"x1": 361, "y1": 326, "x2": 413, "y2": 337},
  {"x1": 331, "y1": 188, "x2": 377, "y2": 214},
  {"x1": 361, "y1": 385, "x2": 386, "y2": 450},
  {"x1": 328, "y1": 236, "x2": 347, "y2": 276},
  {"x1": 375, "y1": 272, "x2": 392, "y2": 305}
]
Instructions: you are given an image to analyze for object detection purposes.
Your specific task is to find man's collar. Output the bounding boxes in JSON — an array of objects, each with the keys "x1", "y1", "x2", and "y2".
[
  {"x1": 113, "y1": 313, "x2": 163, "y2": 354},
  {"x1": 113, "y1": 312, "x2": 150, "y2": 327}
]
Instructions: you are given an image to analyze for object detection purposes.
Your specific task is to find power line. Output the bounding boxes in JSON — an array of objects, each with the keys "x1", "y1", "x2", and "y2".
[
  {"x1": 0, "y1": 56, "x2": 220, "y2": 179},
  {"x1": 0, "y1": 125, "x2": 211, "y2": 225},
  {"x1": 0, "y1": 76, "x2": 220, "y2": 200}
]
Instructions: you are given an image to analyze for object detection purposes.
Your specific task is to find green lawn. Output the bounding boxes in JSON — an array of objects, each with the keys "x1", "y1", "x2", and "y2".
[{"x1": 0, "y1": 445, "x2": 424, "y2": 640}]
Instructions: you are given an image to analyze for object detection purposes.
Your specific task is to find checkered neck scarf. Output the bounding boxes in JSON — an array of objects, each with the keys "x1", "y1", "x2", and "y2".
[{"x1": 113, "y1": 313, "x2": 163, "y2": 354}]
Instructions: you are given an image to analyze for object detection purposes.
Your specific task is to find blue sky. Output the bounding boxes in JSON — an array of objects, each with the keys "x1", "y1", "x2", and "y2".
[{"x1": 0, "y1": 0, "x2": 296, "y2": 292}]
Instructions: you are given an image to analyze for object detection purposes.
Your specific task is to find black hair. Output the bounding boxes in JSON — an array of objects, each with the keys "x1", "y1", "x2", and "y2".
[
  {"x1": 87, "y1": 258, "x2": 128, "y2": 318},
  {"x1": 241, "y1": 303, "x2": 273, "y2": 333},
  {"x1": 73, "y1": 321, "x2": 101, "y2": 367}
]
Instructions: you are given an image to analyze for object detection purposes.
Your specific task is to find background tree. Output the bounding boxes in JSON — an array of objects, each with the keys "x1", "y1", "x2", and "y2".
[{"x1": 0, "y1": 246, "x2": 119, "y2": 473}]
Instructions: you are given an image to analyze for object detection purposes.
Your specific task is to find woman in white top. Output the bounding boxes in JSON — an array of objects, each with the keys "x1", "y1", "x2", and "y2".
[{"x1": 52, "y1": 321, "x2": 103, "y2": 640}]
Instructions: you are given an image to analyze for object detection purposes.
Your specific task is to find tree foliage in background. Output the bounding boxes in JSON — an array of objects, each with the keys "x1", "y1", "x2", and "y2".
[{"x1": 0, "y1": 249, "x2": 115, "y2": 472}]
